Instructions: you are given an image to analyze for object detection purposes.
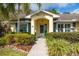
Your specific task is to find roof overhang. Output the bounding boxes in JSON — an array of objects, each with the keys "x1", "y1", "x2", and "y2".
[
  {"x1": 54, "y1": 19, "x2": 77, "y2": 22},
  {"x1": 25, "y1": 10, "x2": 60, "y2": 18}
]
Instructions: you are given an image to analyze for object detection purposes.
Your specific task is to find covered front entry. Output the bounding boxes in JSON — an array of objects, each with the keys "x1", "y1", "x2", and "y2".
[
  {"x1": 35, "y1": 18, "x2": 49, "y2": 35},
  {"x1": 30, "y1": 10, "x2": 60, "y2": 34}
]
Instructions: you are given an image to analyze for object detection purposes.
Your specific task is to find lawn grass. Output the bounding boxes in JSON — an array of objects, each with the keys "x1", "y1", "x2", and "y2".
[{"x1": 0, "y1": 47, "x2": 26, "y2": 56}]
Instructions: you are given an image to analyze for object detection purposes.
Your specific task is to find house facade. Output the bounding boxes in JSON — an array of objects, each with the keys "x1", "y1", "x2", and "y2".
[{"x1": 10, "y1": 10, "x2": 79, "y2": 35}]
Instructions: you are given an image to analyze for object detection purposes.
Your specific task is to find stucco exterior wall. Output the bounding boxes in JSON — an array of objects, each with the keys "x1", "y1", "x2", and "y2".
[
  {"x1": 35, "y1": 19, "x2": 49, "y2": 34},
  {"x1": 31, "y1": 12, "x2": 53, "y2": 34}
]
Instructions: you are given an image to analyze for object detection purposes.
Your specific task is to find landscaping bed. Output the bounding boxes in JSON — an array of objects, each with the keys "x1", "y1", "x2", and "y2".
[
  {"x1": 45, "y1": 32, "x2": 79, "y2": 56},
  {"x1": 0, "y1": 33, "x2": 36, "y2": 56},
  {"x1": 15, "y1": 44, "x2": 33, "y2": 52}
]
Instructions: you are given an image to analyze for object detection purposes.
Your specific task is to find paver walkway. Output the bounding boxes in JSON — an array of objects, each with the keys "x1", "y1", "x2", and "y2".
[{"x1": 27, "y1": 37, "x2": 48, "y2": 56}]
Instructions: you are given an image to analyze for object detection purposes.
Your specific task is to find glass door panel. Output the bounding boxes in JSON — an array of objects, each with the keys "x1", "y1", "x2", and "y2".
[
  {"x1": 40, "y1": 25, "x2": 44, "y2": 33},
  {"x1": 58, "y1": 24, "x2": 63, "y2": 32},
  {"x1": 65, "y1": 24, "x2": 71, "y2": 32}
]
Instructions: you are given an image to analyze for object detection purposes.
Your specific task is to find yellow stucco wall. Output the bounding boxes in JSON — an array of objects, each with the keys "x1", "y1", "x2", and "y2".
[
  {"x1": 31, "y1": 11, "x2": 53, "y2": 34},
  {"x1": 35, "y1": 18, "x2": 49, "y2": 34},
  {"x1": 76, "y1": 22, "x2": 79, "y2": 32}
]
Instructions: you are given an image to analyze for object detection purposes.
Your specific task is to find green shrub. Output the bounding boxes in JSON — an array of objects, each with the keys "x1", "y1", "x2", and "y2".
[
  {"x1": 47, "y1": 39, "x2": 71, "y2": 56},
  {"x1": 14, "y1": 34, "x2": 36, "y2": 45},
  {"x1": 4, "y1": 34, "x2": 15, "y2": 44},
  {"x1": 46, "y1": 32, "x2": 79, "y2": 43},
  {"x1": 70, "y1": 43, "x2": 79, "y2": 55},
  {"x1": 0, "y1": 38, "x2": 7, "y2": 46},
  {"x1": 46, "y1": 32, "x2": 79, "y2": 56},
  {"x1": 4, "y1": 33, "x2": 36, "y2": 45}
]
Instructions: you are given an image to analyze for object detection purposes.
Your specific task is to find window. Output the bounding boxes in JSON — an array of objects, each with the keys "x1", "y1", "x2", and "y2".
[
  {"x1": 65, "y1": 24, "x2": 71, "y2": 32},
  {"x1": 57, "y1": 23, "x2": 72, "y2": 32},
  {"x1": 58, "y1": 24, "x2": 63, "y2": 32},
  {"x1": 73, "y1": 22, "x2": 76, "y2": 27},
  {"x1": 20, "y1": 23, "x2": 27, "y2": 32},
  {"x1": 28, "y1": 23, "x2": 31, "y2": 33},
  {"x1": 44, "y1": 24, "x2": 47, "y2": 33}
]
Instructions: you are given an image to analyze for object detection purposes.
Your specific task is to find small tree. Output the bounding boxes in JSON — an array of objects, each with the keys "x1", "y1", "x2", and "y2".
[
  {"x1": 49, "y1": 9, "x2": 59, "y2": 14},
  {"x1": 37, "y1": 3, "x2": 42, "y2": 10}
]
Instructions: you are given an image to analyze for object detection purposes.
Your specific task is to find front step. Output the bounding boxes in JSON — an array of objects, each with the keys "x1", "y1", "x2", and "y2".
[{"x1": 37, "y1": 33, "x2": 45, "y2": 38}]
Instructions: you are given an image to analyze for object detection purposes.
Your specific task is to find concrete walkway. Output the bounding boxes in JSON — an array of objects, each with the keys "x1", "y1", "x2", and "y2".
[{"x1": 27, "y1": 37, "x2": 48, "y2": 56}]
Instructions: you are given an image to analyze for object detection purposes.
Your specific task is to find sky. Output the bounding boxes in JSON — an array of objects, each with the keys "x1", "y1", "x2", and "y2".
[{"x1": 30, "y1": 3, "x2": 79, "y2": 14}]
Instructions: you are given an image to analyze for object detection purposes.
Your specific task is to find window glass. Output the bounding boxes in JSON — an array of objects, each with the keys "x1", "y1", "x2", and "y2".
[
  {"x1": 20, "y1": 23, "x2": 27, "y2": 32},
  {"x1": 58, "y1": 24, "x2": 63, "y2": 32},
  {"x1": 57, "y1": 23, "x2": 71, "y2": 32},
  {"x1": 65, "y1": 24, "x2": 71, "y2": 32},
  {"x1": 28, "y1": 23, "x2": 31, "y2": 33},
  {"x1": 73, "y1": 22, "x2": 76, "y2": 27}
]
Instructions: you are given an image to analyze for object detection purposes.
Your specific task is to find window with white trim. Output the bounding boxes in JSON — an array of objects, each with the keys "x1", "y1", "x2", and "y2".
[
  {"x1": 20, "y1": 23, "x2": 28, "y2": 32},
  {"x1": 56, "y1": 23, "x2": 73, "y2": 32},
  {"x1": 58, "y1": 24, "x2": 63, "y2": 32},
  {"x1": 65, "y1": 24, "x2": 71, "y2": 32}
]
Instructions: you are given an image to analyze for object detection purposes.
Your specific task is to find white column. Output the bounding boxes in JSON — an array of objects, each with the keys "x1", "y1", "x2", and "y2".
[
  {"x1": 71, "y1": 23, "x2": 73, "y2": 32},
  {"x1": 63, "y1": 24, "x2": 65, "y2": 32},
  {"x1": 49, "y1": 17, "x2": 53, "y2": 32},
  {"x1": 27, "y1": 23, "x2": 28, "y2": 32},
  {"x1": 31, "y1": 19, "x2": 35, "y2": 34},
  {"x1": 56, "y1": 23, "x2": 58, "y2": 32},
  {"x1": 17, "y1": 19, "x2": 20, "y2": 32}
]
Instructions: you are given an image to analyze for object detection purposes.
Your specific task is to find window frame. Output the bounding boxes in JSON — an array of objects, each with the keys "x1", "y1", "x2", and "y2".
[{"x1": 56, "y1": 22, "x2": 73, "y2": 32}]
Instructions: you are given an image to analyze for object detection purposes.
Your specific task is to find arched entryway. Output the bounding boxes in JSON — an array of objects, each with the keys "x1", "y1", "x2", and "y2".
[{"x1": 34, "y1": 18, "x2": 49, "y2": 35}]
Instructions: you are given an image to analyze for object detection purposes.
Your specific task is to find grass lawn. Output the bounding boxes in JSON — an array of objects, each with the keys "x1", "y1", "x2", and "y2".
[{"x1": 0, "y1": 47, "x2": 26, "y2": 56}]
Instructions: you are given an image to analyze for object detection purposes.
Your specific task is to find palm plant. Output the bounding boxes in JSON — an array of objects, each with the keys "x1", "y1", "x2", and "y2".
[
  {"x1": 37, "y1": 3, "x2": 42, "y2": 10},
  {"x1": 0, "y1": 3, "x2": 15, "y2": 20},
  {"x1": 16, "y1": 3, "x2": 31, "y2": 32},
  {"x1": 22, "y1": 3, "x2": 31, "y2": 15},
  {"x1": 0, "y1": 3, "x2": 15, "y2": 34},
  {"x1": 0, "y1": 3, "x2": 31, "y2": 33}
]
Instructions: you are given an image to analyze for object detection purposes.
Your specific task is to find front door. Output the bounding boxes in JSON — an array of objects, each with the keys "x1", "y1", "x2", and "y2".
[
  {"x1": 40, "y1": 24, "x2": 47, "y2": 33},
  {"x1": 40, "y1": 25, "x2": 44, "y2": 33}
]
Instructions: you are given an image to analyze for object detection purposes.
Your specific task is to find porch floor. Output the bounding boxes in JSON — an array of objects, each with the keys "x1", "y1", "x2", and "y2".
[{"x1": 27, "y1": 37, "x2": 48, "y2": 56}]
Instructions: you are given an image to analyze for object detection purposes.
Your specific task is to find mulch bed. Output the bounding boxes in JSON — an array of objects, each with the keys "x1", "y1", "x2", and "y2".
[
  {"x1": 15, "y1": 44, "x2": 33, "y2": 52},
  {"x1": 3, "y1": 44, "x2": 34, "y2": 54}
]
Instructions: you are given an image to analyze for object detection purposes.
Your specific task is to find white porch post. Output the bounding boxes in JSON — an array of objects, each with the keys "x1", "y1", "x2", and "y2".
[
  {"x1": 17, "y1": 19, "x2": 20, "y2": 32},
  {"x1": 56, "y1": 23, "x2": 58, "y2": 32},
  {"x1": 31, "y1": 19, "x2": 35, "y2": 34},
  {"x1": 27, "y1": 23, "x2": 29, "y2": 32},
  {"x1": 49, "y1": 17, "x2": 53, "y2": 32}
]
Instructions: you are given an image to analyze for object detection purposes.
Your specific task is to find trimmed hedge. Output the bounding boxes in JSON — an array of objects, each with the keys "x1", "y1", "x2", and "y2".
[
  {"x1": 46, "y1": 38, "x2": 71, "y2": 56},
  {"x1": 0, "y1": 38, "x2": 7, "y2": 46},
  {"x1": 46, "y1": 32, "x2": 79, "y2": 56},
  {"x1": 46, "y1": 32, "x2": 79, "y2": 42},
  {"x1": 2, "y1": 33, "x2": 36, "y2": 45}
]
